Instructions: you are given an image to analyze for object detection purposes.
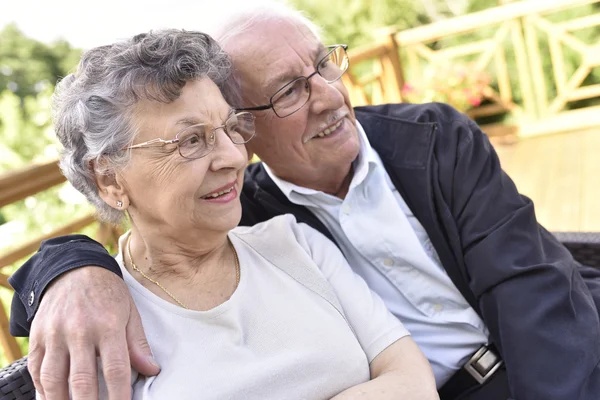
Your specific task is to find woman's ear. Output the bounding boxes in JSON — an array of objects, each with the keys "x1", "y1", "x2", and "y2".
[{"x1": 92, "y1": 159, "x2": 130, "y2": 210}]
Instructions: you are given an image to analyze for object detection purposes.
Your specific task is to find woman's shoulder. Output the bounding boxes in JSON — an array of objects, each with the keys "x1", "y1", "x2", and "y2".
[
  {"x1": 232, "y1": 214, "x2": 310, "y2": 251},
  {"x1": 231, "y1": 214, "x2": 338, "y2": 262},
  {"x1": 233, "y1": 214, "x2": 300, "y2": 237}
]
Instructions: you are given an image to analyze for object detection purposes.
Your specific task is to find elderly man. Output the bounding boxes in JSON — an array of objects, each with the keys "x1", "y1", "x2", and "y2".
[{"x1": 9, "y1": 3, "x2": 600, "y2": 400}]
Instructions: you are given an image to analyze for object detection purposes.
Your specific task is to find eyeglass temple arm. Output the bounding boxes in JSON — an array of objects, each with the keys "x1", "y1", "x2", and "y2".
[
  {"x1": 128, "y1": 137, "x2": 177, "y2": 149},
  {"x1": 236, "y1": 105, "x2": 272, "y2": 112}
]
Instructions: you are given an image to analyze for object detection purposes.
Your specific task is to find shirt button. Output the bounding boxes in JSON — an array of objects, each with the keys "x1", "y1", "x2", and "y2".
[
  {"x1": 28, "y1": 291, "x2": 35, "y2": 306},
  {"x1": 383, "y1": 258, "x2": 394, "y2": 266},
  {"x1": 434, "y1": 304, "x2": 444, "y2": 313},
  {"x1": 342, "y1": 205, "x2": 351, "y2": 215}
]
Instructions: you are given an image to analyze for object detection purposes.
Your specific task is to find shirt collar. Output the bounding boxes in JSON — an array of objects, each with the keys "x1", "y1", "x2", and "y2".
[{"x1": 263, "y1": 120, "x2": 379, "y2": 200}]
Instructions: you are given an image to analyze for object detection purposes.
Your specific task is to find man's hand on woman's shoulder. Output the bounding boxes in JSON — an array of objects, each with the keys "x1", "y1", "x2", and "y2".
[{"x1": 27, "y1": 266, "x2": 160, "y2": 399}]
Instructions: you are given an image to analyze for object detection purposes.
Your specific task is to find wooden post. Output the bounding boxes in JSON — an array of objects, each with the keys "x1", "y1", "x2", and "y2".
[
  {"x1": 369, "y1": 62, "x2": 384, "y2": 105},
  {"x1": 0, "y1": 298, "x2": 23, "y2": 363},
  {"x1": 523, "y1": 16, "x2": 548, "y2": 117},
  {"x1": 510, "y1": 19, "x2": 536, "y2": 118},
  {"x1": 341, "y1": 75, "x2": 369, "y2": 107},
  {"x1": 377, "y1": 28, "x2": 405, "y2": 103}
]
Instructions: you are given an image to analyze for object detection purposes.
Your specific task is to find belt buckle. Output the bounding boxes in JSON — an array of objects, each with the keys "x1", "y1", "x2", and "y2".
[{"x1": 463, "y1": 345, "x2": 503, "y2": 384}]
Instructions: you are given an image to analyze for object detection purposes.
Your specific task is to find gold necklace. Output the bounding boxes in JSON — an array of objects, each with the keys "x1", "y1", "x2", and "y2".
[{"x1": 126, "y1": 234, "x2": 240, "y2": 309}]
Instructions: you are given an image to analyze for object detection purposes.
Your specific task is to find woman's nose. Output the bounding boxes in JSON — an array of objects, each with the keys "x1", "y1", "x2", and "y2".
[{"x1": 208, "y1": 129, "x2": 247, "y2": 171}]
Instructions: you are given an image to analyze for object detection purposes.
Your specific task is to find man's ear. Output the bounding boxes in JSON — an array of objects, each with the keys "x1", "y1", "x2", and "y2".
[{"x1": 92, "y1": 159, "x2": 130, "y2": 210}]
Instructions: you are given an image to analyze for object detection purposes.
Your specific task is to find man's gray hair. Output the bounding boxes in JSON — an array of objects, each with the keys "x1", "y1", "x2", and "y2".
[
  {"x1": 209, "y1": 1, "x2": 322, "y2": 109},
  {"x1": 53, "y1": 29, "x2": 232, "y2": 224}
]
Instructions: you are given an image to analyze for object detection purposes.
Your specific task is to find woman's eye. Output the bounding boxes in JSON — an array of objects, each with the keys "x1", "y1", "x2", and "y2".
[{"x1": 181, "y1": 134, "x2": 201, "y2": 147}]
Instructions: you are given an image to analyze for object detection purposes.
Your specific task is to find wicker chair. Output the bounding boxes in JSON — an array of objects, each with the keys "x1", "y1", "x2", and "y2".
[
  {"x1": 1, "y1": 233, "x2": 600, "y2": 400},
  {"x1": 0, "y1": 358, "x2": 32, "y2": 400}
]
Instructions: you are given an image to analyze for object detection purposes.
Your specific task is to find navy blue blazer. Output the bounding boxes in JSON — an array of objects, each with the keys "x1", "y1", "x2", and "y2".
[{"x1": 10, "y1": 103, "x2": 600, "y2": 399}]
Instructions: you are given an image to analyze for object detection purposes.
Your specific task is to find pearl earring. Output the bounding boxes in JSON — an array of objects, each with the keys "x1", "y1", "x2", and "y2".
[{"x1": 116, "y1": 200, "x2": 123, "y2": 208}]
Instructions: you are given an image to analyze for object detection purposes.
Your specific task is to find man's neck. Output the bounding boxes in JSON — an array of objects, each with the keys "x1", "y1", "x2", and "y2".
[
  {"x1": 328, "y1": 166, "x2": 354, "y2": 199},
  {"x1": 285, "y1": 164, "x2": 354, "y2": 200}
]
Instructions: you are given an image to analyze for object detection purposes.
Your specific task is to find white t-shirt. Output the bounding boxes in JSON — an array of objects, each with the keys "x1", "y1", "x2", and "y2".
[{"x1": 104, "y1": 215, "x2": 409, "y2": 400}]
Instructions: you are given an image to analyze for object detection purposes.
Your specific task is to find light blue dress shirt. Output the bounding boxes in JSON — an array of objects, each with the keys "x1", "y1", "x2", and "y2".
[{"x1": 263, "y1": 121, "x2": 490, "y2": 387}]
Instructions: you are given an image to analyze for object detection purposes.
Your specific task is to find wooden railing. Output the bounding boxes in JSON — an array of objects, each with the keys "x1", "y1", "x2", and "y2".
[
  {"x1": 343, "y1": 0, "x2": 600, "y2": 138},
  {"x1": 0, "y1": 161, "x2": 121, "y2": 363}
]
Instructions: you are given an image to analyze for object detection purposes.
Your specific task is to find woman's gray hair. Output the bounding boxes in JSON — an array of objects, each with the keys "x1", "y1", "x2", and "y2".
[
  {"x1": 54, "y1": 29, "x2": 232, "y2": 224},
  {"x1": 209, "y1": 1, "x2": 322, "y2": 109}
]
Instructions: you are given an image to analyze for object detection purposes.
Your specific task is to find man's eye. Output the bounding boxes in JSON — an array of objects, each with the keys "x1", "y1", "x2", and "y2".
[
  {"x1": 281, "y1": 86, "x2": 296, "y2": 97},
  {"x1": 319, "y1": 58, "x2": 331, "y2": 69}
]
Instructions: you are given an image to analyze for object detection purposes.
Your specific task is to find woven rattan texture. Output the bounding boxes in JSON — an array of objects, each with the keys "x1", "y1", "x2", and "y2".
[
  {"x1": 0, "y1": 357, "x2": 33, "y2": 400},
  {"x1": 553, "y1": 232, "x2": 600, "y2": 268}
]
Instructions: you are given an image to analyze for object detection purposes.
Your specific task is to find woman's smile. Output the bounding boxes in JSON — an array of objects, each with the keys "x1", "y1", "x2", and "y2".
[{"x1": 200, "y1": 181, "x2": 239, "y2": 203}]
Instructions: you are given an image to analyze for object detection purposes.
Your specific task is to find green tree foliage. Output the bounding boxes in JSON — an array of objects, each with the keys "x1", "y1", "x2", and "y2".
[
  {"x1": 0, "y1": 87, "x2": 56, "y2": 172},
  {"x1": 0, "y1": 24, "x2": 80, "y2": 103},
  {"x1": 289, "y1": 0, "x2": 428, "y2": 47},
  {"x1": 0, "y1": 24, "x2": 81, "y2": 171}
]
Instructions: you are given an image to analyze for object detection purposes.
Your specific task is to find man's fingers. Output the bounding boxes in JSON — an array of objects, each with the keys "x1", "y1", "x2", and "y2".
[
  {"x1": 68, "y1": 339, "x2": 99, "y2": 400},
  {"x1": 126, "y1": 299, "x2": 160, "y2": 377},
  {"x1": 27, "y1": 267, "x2": 139, "y2": 397},
  {"x1": 99, "y1": 331, "x2": 132, "y2": 400},
  {"x1": 38, "y1": 347, "x2": 70, "y2": 400},
  {"x1": 27, "y1": 341, "x2": 45, "y2": 396}
]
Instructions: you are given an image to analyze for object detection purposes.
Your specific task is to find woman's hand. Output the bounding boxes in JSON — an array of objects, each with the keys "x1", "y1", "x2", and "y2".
[
  {"x1": 331, "y1": 336, "x2": 439, "y2": 400},
  {"x1": 27, "y1": 266, "x2": 160, "y2": 399}
]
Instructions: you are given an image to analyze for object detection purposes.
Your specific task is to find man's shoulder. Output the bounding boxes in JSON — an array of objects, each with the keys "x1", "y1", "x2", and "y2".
[
  {"x1": 242, "y1": 161, "x2": 272, "y2": 197},
  {"x1": 354, "y1": 102, "x2": 464, "y2": 125},
  {"x1": 355, "y1": 102, "x2": 480, "y2": 155}
]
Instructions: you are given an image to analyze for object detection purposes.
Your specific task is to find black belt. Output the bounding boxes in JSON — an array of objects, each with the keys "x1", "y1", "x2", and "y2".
[{"x1": 439, "y1": 344, "x2": 504, "y2": 400}]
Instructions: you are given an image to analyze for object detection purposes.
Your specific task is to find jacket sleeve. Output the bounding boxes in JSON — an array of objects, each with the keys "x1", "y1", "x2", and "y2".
[
  {"x1": 440, "y1": 112, "x2": 600, "y2": 399},
  {"x1": 8, "y1": 234, "x2": 122, "y2": 336}
]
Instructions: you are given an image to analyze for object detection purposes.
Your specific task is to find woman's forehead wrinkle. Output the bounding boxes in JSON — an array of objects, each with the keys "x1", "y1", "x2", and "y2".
[{"x1": 134, "y1": 81, "x2": 231, "y2": 140}]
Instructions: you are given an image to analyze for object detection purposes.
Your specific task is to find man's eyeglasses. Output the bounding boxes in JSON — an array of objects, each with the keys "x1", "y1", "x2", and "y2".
[
  {"x1": 237, "y1": 44, "x2": 349, "y2": 118},
  {"x1": 126, "y1": 111, "x2": 255, "y2": 159}
]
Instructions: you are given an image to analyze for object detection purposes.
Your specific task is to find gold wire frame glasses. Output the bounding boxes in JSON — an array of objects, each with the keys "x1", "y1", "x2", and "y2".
[{"x1": 126, "y1": 111, "x2": 256, "y2": 159}]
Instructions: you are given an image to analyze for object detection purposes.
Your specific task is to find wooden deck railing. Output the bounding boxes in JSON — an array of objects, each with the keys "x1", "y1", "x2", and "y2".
[
  {"x1": 2, "y1": 0, "x2": 599, "y2": 364},
  {"x1": 343, "y1": 0, "x2": 600, "y2": 138}
]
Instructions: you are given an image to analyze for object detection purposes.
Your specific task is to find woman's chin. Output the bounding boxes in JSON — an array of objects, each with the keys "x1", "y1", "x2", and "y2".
[{"x1": 198, "y1": 204, "x2": 243, "y2": 233}]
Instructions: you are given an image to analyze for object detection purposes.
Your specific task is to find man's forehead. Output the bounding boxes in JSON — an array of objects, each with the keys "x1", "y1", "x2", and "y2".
[
  {"x1": 264, "y1": 43, "x2": 325, "y2": 83},
  {"x1": 228, "y1": 19, "x2": 323, "y2": 64},
  {"x1": 225, "y1": 19, "x2": 326, "y2": 93}
]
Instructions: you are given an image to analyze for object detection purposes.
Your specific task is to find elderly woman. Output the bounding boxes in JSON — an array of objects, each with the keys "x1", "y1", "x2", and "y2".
[{"x1": 51, "y1": 29, "x2": 438, "y2": 399}]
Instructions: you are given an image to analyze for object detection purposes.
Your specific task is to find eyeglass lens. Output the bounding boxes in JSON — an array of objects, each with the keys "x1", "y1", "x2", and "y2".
[
  {"x1": 177, "y1": 112, "x2": 255, "y2": 159},
  {"x1": 271, "y1": 46, "x2": 348, "y2": 118}
]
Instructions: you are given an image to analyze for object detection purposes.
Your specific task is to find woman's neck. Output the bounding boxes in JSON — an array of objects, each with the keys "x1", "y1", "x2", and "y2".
[{"x1": 124, "y1": 224, "x2": 239, "y2": 310}]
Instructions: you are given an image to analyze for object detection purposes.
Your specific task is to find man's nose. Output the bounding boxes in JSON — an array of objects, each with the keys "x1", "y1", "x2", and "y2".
[{"x1": 308, "y1": 74, "x2": 345, "y2": 114}]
